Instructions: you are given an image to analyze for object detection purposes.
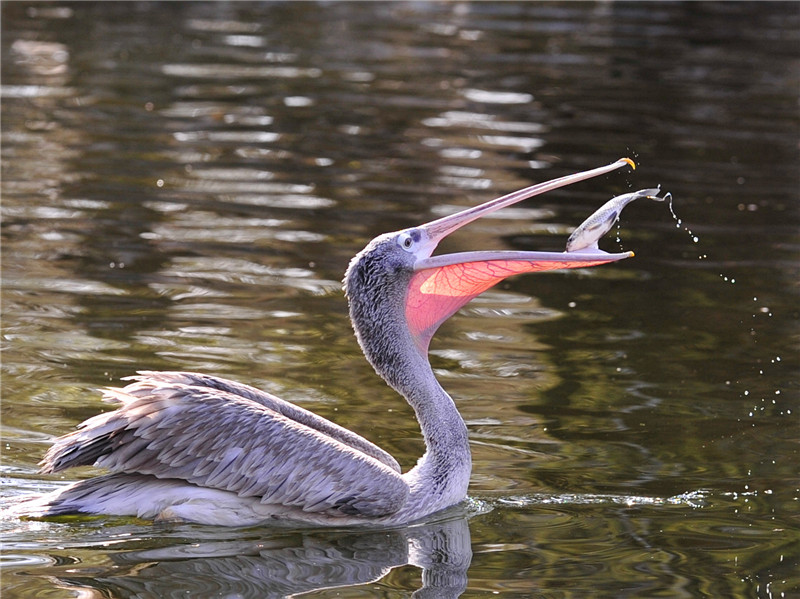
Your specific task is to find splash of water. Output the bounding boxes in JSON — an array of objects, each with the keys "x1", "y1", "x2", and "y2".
[
  {"x1": 663, "y1": 192, "x2": 790, "y2": 443},
  {"x1": 494, "y1": 489, "x2": 708, "y2": 509},
  {"x1": 662, "y1": 192, "x2": 707, "y2": 259}
]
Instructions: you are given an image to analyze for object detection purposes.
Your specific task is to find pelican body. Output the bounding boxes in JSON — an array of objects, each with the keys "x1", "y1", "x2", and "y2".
[{"x1": 22, "y1": 159, "x2": 636, "y2": 527}]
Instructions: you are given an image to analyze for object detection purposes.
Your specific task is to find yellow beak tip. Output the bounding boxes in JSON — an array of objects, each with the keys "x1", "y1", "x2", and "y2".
[{"x1": 622, "y1": 157, "x2": 636, "y2": 170}]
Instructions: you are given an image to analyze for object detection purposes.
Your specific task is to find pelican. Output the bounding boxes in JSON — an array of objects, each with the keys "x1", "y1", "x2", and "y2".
[{"x1": 22, "y1": 158, "x2": 636, "y2": 527}]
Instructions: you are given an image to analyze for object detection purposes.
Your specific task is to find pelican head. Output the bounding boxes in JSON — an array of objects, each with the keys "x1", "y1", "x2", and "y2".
[{"x1": 345, "y1": 159, "x2": 635, "y2": 383}]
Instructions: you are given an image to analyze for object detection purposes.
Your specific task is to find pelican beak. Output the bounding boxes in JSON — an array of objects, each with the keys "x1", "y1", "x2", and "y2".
[
  {"x1": 416, "y1": 158, "x2": 635, "y2": 259},
  {"x1": 404, "y1": 158, "x2": 636, "y2": 352}
]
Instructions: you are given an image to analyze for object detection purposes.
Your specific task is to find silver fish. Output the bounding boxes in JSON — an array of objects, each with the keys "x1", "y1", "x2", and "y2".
[{"x1": 565, "y1": 187, "x2": 671, "y2": 253}]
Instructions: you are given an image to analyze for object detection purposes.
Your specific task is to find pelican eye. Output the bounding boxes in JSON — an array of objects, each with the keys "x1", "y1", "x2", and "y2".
[{"x1": 398, "y1": 231, "x2": 417, "y2": 252}]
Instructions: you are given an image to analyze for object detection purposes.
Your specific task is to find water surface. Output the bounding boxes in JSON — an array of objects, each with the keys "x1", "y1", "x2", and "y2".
[{"x1": 2, "y1": 2, "x2": 798, "y2": 598}]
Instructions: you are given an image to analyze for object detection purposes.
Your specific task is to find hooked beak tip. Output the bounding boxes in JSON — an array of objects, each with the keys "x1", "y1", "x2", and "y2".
[{"x1": 622, "y1": 157, "x2": 636, "y2": 170}]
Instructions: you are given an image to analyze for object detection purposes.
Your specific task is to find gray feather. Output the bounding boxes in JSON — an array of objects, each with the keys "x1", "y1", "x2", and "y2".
[
  {"x1": 126, "y1": 371, "x2": 401, "y2": 473},
  {"x1": 40, "y1": 374, "x2": 409, "y2": 518}
]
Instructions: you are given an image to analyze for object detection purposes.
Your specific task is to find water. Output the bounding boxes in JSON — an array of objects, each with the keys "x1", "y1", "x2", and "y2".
[{"x1": 2, "y1": 2, "x2": 798, "y2": 597}]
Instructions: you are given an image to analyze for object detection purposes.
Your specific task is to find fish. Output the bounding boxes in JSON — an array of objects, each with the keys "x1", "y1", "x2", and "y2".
[{"x1": 565, "y1": 187, "x2": 671, "y2": 253}]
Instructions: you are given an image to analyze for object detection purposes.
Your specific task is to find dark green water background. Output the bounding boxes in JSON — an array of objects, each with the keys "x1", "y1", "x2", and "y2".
[{"x1": 2, "y1": 2, "x2": 798, "y2": 597}]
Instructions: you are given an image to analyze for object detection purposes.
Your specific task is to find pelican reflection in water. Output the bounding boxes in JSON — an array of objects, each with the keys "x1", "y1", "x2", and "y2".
[
  {"x1": 22, "y1": 158, "x2": 638, "y2": 527},
  {"x1": 34, "y1": 517, "x2": 473, "y2": 598}
]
